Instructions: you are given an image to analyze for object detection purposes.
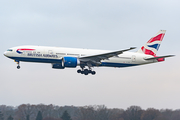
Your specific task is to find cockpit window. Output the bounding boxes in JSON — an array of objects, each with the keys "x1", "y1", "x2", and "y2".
[{"x1": 7, "y1": 49, "x2": 13, "y2": 51}]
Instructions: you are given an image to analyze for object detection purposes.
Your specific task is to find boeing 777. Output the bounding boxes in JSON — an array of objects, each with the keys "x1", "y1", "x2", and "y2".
[{"x1": 4, "y1": 30, "x2": 174, "y2": 75}]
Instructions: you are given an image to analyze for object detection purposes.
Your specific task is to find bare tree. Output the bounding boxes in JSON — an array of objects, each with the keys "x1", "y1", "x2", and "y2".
[
  {"x1": 74, "y1": 105, "x2": 96, "y2": 120},
  {"x1": 74, "y1": 105, "x2": 115, "y2": 120},
  {"x1": 141, "y1": 108, "x2": 160, "y2": 120},
  {"x1": 16, "y1": 104, "x2": 36, "y2": 120},
  {"x1": 0, "y1": 105, "x2": 14, "y2": 120},
  {"x1": 0, "y1": 111, "x2": 4, "y2": 120},
  {"x1": 108, "y1": 108, "x2": 124, "y2": 120},
  {"x1": 43, "y1": 117, "x2": 62, "y2": 120},
  {"x1": 171, "y1": 110, "x2": 180, "y2": 120},
  {"x1": 160, "y1": 109, "x2": 173, "y2": 120},
  {"x1": 120, "y1": 106, "x2": 143, "y2": 120},
  {"x1": 3, "y1": 104, "x2": 180, "y2": 120}
]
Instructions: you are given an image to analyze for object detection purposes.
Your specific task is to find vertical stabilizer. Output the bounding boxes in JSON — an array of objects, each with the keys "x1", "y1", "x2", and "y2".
[{"x1": 137, "y1": 30, "x2": 166, "y2": 56}]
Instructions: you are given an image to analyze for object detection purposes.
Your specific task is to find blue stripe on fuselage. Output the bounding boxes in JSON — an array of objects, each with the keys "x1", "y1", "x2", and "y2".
[
  {"x1": 100, "y1": 62, "x2": 138, "y2": 67},
  {"x1": 8, "y1": 57, "x2": 139, "y2": 67},
  {"x1": 8, "y1": 57, "x2": 62, "y2": 63}
]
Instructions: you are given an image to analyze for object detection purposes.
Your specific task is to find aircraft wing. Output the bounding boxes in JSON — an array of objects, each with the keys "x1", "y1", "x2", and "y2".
[
  {"x1": 144, "y1": 55, "x2": 175, "y2": 60},
  {"x1": 79, "y1": 47, "x2": 136, "y2": 64}
]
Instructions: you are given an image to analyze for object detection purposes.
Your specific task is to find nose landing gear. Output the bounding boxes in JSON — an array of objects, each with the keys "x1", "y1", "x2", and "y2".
[
  {"x1": 15, "y1": 60, "x2": 20, "y2": 69},
  {"x1": 17, "y1": 65, "x2": 20, "y2": 69}
]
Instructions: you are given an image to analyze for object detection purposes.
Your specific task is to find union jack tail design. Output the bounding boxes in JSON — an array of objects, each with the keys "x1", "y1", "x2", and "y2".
[{"x1": 137, "y1": 30, "x2": 166, "y2": 56}]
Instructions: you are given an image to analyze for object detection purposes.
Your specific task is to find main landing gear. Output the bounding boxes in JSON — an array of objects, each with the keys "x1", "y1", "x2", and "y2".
[
  {"x1": 77, "y1": 69, "x2": 96, "y2": 75},
  {"x1": 77, "y1": 65, "x2": 96, "y2": 75}
]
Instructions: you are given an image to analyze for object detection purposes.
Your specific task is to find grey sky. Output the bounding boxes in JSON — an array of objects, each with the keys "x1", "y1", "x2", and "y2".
[{"x1": 0, "y1": 0, "x2": 180, "y2": 109}]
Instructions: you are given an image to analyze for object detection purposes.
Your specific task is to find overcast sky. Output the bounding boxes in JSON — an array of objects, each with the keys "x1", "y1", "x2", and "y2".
[{"x1": 0, "y1": 0, "x2": 180, "y2": 110}]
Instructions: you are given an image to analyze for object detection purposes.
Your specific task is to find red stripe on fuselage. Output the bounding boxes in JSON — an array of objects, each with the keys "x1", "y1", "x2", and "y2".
[{"x1": 17, "y1": 49, "x2": 35, "y2": 51}]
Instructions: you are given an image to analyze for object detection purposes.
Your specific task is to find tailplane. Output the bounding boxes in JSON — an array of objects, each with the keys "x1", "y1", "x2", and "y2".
[{"x1": 137, "y1": 30, "x2": 166, "y2": 56}]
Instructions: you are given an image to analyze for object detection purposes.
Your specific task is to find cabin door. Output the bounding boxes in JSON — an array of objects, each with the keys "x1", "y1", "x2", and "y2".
[{"x1": 132, "y1": 55, "x2": 136, "y2": 62}]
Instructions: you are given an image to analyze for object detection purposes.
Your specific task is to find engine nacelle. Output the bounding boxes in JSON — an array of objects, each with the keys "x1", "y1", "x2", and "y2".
[
  {"x1": 52, "y1": 63, "x2": 65, "y2": 69},
  {"x1": 62, "y1": 57, "x2": 79, "y2": 68}
]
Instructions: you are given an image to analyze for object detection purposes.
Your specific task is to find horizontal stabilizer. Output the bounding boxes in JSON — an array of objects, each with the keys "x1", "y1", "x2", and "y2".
[{"x1": 144, "y1": 55, "x2": 175, "y2": 60}]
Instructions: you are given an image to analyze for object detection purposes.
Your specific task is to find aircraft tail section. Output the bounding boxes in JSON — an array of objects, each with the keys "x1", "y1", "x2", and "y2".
[{"x1": 137, "y1": 30, "x2": 166, "y2": 56}]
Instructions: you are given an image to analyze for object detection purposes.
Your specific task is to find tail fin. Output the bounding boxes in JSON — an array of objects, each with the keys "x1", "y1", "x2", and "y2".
[{"x1": 137, "y1": 30, "x2": 166, "y2": 56}]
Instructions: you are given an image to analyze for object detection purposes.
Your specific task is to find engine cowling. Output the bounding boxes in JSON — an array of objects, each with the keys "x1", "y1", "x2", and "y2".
[
  {"x1": 52, "y1": 63, "x2": 65, "y2": 69},
  {"x1": 62, "y1": 57, "x2": 79, "y2": 68}
]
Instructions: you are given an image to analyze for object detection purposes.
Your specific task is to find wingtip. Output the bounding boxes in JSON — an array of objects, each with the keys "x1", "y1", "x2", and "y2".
[
  {"x1": 130, "y1": 47, "x2": 136, "y2": 49},
  {"x1": 169, "y1": 55, "x2": 175, "y2": 57}
]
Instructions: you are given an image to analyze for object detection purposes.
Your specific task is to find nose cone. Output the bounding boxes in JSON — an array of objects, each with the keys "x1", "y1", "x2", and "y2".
[{"x1": 3, "y1": 51, "x2": 7, "y2": 56}]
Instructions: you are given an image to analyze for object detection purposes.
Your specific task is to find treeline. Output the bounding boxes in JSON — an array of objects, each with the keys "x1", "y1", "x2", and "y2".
[{"x1": 0, "y1": 104, "x2": 180, "y2": 120}]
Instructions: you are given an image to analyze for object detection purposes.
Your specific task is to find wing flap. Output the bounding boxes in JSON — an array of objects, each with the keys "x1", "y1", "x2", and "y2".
[{"x1": 79, "y1": 47, "x2": 136, "y2": 62}]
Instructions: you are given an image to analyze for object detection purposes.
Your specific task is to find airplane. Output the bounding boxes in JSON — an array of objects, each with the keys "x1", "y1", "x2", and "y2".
[{"x1": 4, "y1": 30, "x2": 174, "y2": 75}]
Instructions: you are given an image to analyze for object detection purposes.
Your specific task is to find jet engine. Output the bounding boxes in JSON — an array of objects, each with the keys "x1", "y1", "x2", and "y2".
[{"x1": 62, "y1": 57, "x2": 80, "y2": 68}]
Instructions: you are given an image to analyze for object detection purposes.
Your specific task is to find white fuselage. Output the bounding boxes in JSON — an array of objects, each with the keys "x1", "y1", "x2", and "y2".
[{"x1": 4, "y1": 45, "x2": 156, "y2": 68}]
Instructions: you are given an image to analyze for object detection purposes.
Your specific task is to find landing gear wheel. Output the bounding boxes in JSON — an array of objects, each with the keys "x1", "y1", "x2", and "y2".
[
  {"x1": 91, "y1": 71, "x2": 96, "y2": 75},
  {"x1": 81, "y1": 71, "x2": 84, "y2": 74},
  {"x1": 77, "y1": 66, "x2": 96, "y2": 75},
  {"x1": 88, "y1": 70, "x2": 92, "y2": 73},
  {"x1": 17, "y1": 66, "x2": 20, "y2": 69},
  {"x1": 84, "y1": 69, "x2": 89, "y2": 75},
  {"x1": 77, "y1": 69, "x2": 81, "y2": 73}
]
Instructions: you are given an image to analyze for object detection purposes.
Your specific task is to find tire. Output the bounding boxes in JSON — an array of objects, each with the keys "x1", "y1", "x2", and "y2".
[
  {"x1": 77, "y1": 69, "x2": 81, "y2": 73},
  {"x1": 88, "y1": 70, "x2": 92, "y2": 73},
  {"x1": 84, "y1": 69, "x2": 89, "y2": 75},
  {"x1": 91, "y1": 71, "x2": 95, "y2": 75}
]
